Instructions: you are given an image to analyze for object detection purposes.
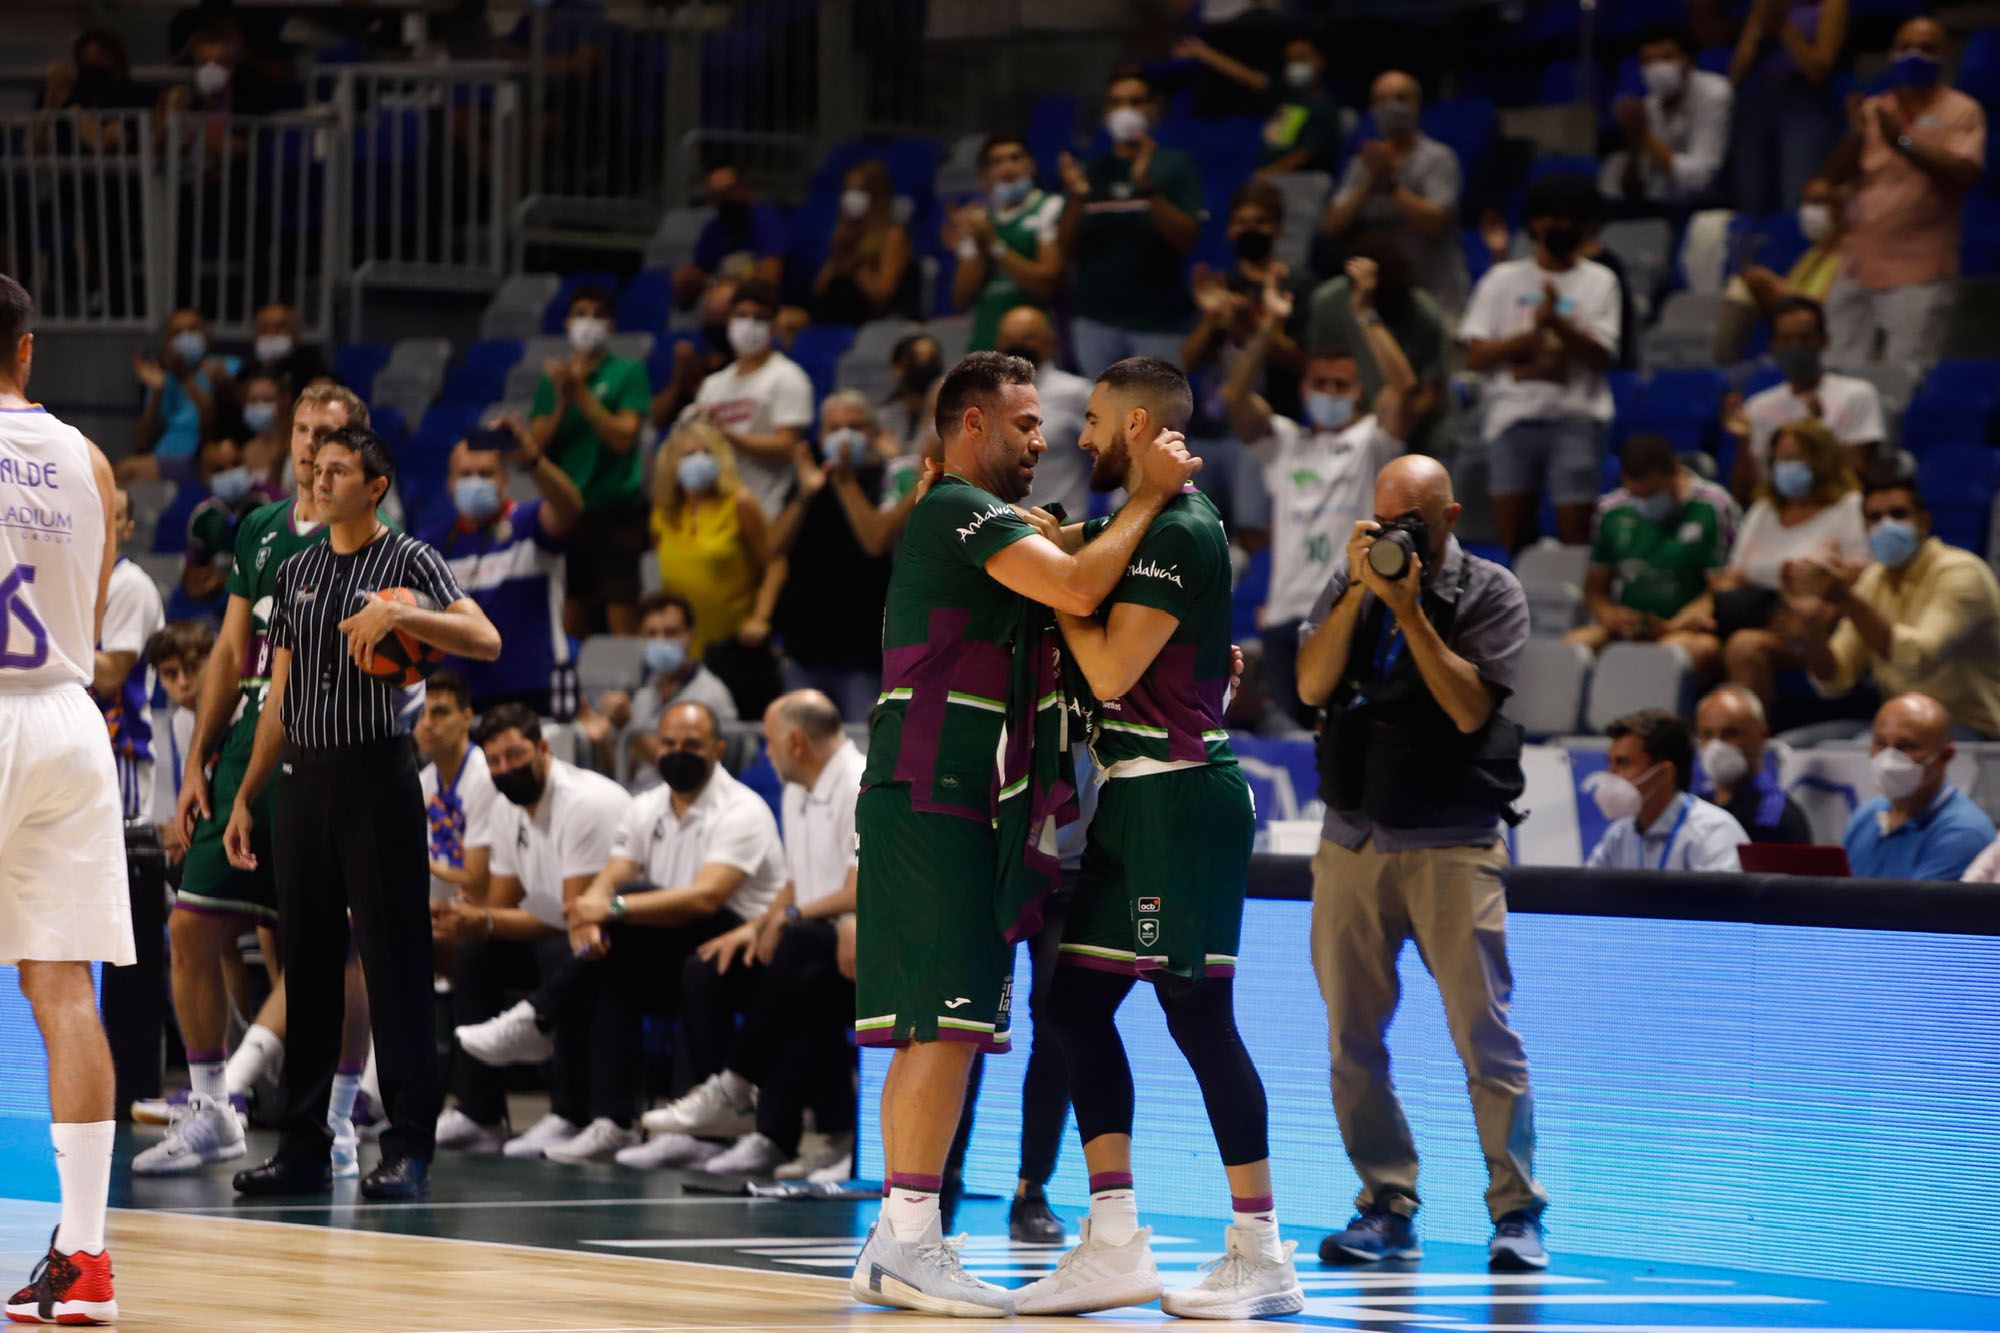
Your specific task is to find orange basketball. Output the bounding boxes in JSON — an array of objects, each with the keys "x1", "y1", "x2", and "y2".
[{"x1": 361, "y1": 587, "x2": 445, "y2": 687}]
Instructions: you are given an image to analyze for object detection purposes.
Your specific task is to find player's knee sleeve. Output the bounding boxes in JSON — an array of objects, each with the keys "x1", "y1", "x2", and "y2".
[
  {"x1": 1048, "y1": 965, "x2": 1137, "y2": 1143},
  {"x1": 1156, "y1": 976, "x2": 1270, "y2": 1166}
]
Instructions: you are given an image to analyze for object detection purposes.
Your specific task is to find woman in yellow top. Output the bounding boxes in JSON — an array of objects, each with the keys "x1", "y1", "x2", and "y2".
[
  {"x1": 1716, "y1": 176, "x2": 1848, "y2": 360},
  {"x1": 650, "y1": 420, "x2": 784, "y2": 657}
]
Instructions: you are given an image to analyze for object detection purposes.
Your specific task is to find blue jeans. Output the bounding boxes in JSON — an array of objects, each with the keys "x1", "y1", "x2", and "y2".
[
  {"x1": 782, "y1": 659, "x2": 880, "y2": 728},
  {"x1": 1070, "y1": 317, "x2": 1187, "y2": 379},
  {"x1": 1731, "y1": 76, "x2": 1842, "y2": 215}
]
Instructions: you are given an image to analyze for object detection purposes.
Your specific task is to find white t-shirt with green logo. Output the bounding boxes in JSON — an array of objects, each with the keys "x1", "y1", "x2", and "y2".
[{"x1": 1250, "y1": 413, "x2": 1404, "y2": 625}]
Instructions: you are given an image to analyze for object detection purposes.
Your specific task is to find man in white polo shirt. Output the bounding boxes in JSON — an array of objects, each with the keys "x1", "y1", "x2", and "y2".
[
  {"x1": 436, "y1": 703, "x2": 630, "y2": 1159},
  {"x1": 1729, "y1": 296, "x2": 1885, "y2": 498},
  {"x1": 637, "y1": 690, "x2": 861, "y2": 1177}
]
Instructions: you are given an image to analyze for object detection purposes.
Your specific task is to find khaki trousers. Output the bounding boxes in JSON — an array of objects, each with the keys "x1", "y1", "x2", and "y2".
[{"x1": 1310, "y1": 835, "x2": 1548, "y2": 1222}]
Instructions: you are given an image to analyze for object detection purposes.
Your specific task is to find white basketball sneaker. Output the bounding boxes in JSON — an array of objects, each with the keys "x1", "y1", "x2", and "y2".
[
  {"x1": 131, "y1": 1095, "x2": 247, "y2": 1176},
  {"x1": 613, "y1": 1132, "x2": 723, "y2": 1170},
  {"x1": 542, "y1": 1117, "x2": 639, "y2": 1165},
  {"x1": 850, "y1": 1219, "x2": 1012, "y2": 1318},
  {"x1": 1158, "y1": 1224, "x2": 1305, "y2": 1320},
  {"x1": 501, "y1": 1113, "x2": 580, "y2": 1160},
  {"x1": 1013, "y1": 1220, "x2": 1161, "y2": 1315},
  {"x1": 455, "y1": 1000, "x2": 554, "y2": 1066},
  {"x1": 639, "y1": 1072, "x2": 755, "y2": 1138},
  {"x1": 700, "y1": 1131, "x2": 785, "y2": 1175}
]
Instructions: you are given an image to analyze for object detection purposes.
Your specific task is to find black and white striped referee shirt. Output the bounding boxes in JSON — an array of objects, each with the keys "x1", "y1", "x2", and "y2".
[{"x1": 269, "y1": 527, "x2": 467, "y2": 750}]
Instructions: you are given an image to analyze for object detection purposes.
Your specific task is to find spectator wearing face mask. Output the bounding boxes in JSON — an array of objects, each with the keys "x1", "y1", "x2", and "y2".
[
  {"x1": 1567, "y1": 434, "x2": 1736, "y2": 677},
  {"x1": 691, "y1": 280, "x2": 814, "y2": 520},
  {"x1": 165, "y1": 433, "x2": 278, "y2": 619},
  {"x1": 241, "y1": 302, "x2": 327, "y2": 395},
  {"x1": 650, "y1": 277, "x2": 737, "y2": 433},
  {"x1": 946, "y1": 137, "x2": 1065, "y2": 352},
  {"x1": 1692, "y1": 684, "x2": 1813, "y2": 845},
  {"x1": 1224, "y1": 257, "x2": 1414, "y2": 726},
  {"x1": 765, "y1": 392, "x2": 903, "y2": 723},
  {"x1": 157, "y1": 21, "x2": 282, "y2": 136},
  {"x1": 647, "y1": 421, "x2": 782, "y2": 665},
  {"x1": 1186, "y1": 180, "x2": 1310, "y2": 419},
  {"x1": 1691, "y1": 419, "x2": 1866, "y2": 704},
  {"x1": 1727, "y1": 0, "x2": 1849, "y2": 217},
  {"x1": 1821, "y1": 16, "x2": 1986, "y2": 371},
  {"x1": 812, "y1": 159, "x2": 916, "y2": 326},
  {"x1": 124, "y1": 307, "x2": 238, "y2": 484},
  {"x1": 43, "y1": 27, "x2": 142, "y2": 158},
  {"x1": 1715, "y1": 179, "x2": 1853, "y2": 362},
  {"x1": 1307, "y1": 231, "x2": 1451, "y2": 455},
  {"x1": 1586, "y1": 709, "x2": 1749, "y2": 872},
  {"x1": 1459, "y1": 174, "x2": 1622, "y2": 554},
  {"x1": 1843, "y1": 692, "x2": 1994, "y2": 879},
  {"x1": 1173, "y1": 33, "x2": 1343, "y2": 176},
  {"x1": 877, "y1": 334, "x2": 945, "y2": 456},
  {"x1": 1723, "y1": 296, "x2": 1884, "y2": 501},
  {"x1": 1323, "y1": 71, "x2": 1466, "y2": 316},
  {"x1": 231, "y1": 371, "x2": 289, "y2": 492},
  {"x1": 1791, "y1": 470, "x2": 2000, "y2": 741},
  {"x1": 1600, "y1": 29, "x2": 1732, "y2": 215},
  {"x1": 441, "y1": 705, "x2": 636, "y2": 1160},
  {"x1": 1058, "y1": 68, "x2": 1206, "y2": 375},
  {"x1": 996, "y1": 306, "x2": 1093, "y2": 520},
  {"x1": 577, "y1": 591, "x2": 740, "y2": 782},
  {"x1": 676, "y1": 165, "x2": 787, "y2": 310},
  {"x1": 530, "y1": 284, "x2": 650, "y2": 636},
  {"x1": 419, "y1": 416, "x2": 584, "y2": 715}
]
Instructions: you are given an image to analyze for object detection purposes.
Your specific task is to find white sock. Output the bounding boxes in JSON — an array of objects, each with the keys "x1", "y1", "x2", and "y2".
[
  {"x1": 881, "y1": 1178, "x2": 942, "y2": 1243},
  {"x1": 716, "y1": 1069, "x2": 752, "y2": 1103},
  {"x1": 329, "y1": 1071, "x2": 362, "y2": 1131},
  {"x1": 188, "y1": 1058, "x2": 226, "y2": 1104},
  {"x1": 225, "y1": 1024, "x2": 282, "y2": 1094},
  {"x1": 1232, "y1": 1194, "x2": 1283, "y2": 1261},
  {"x1": 1088, "y1": 1187, "x2": 1140, "y2": 1246},
  {"x1": 51, "y1": 1122, "x2": 115, "y2": 1255}
]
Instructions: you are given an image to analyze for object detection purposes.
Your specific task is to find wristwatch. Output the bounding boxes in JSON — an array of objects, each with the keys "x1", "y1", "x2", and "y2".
[
  {"x1": 784, "y1": 904, "x2": 803, "y2": 927},
  {"x1": 1897, "y1": 133, "x2": 1916, "y2": 155},
  {"x1": 609, "y1": 895, "x2": 628, "y2": 920}
]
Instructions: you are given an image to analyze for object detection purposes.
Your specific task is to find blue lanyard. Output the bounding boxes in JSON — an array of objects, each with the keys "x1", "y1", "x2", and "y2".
[
  {"x1": 1372, "y1": 611, "x2": 1407, "y2": 679},
  {"x1": 1646, "y1": 795, "x2": 1694, "y2": 871}
]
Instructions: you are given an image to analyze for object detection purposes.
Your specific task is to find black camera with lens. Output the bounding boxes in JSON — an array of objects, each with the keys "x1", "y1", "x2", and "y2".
[{"x1": 1364, "y1": 516, "x2": 1432, "y2": 582}]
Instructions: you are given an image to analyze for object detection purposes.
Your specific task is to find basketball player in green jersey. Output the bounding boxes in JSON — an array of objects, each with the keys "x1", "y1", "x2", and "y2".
[{"x1": 136, "y1": 384, "x2": 378, "y2": 1180}]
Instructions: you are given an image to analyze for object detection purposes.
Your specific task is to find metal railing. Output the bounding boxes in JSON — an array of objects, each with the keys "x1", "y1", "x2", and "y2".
[
  {"x1": 0, "y1": 109, "x2": 163, "y2": 329},
  {"x1": 160, "y1": 105, "x2": 345, "y2": 340}
]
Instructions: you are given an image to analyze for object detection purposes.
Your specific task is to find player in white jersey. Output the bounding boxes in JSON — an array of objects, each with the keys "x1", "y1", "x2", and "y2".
[{"x1": 0, "y1": 274, "x2": 127, "y2": 1325}]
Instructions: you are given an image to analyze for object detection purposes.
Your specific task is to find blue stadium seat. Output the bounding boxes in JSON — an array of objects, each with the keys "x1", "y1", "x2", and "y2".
[
  {"x1": 542, "y1": 271, "x2": 624, "y2": 334},
  {"x1": 371, "y1": 404, "x2": 408, "y2": 451},
  {"x1": 1921, "y1": 360, "x2": 2000, "y2": 398},
  {"x1": 1734, "y1": 212, "x2": 1810, "y2": 281},
  {"x1": 440, "y1": 338, "x2": 524, "y2": 406},
  {"x1": 617, "y1": 269, "x2": 676, "y2": 334},
  {"x1": 809, "y1": 137, "x2": 943, "y2": 208},
  {"x1": 1915, "y1": 445, "x2": 2000, "y2": 553},
  {"x1": 1528, "y1": 153, "x2": 1599, "y2": 183},
  {"x1": 789, "y1": 324, "x2": 856, "y2": 405},
  {"x1": 1422, "y1": 98, "x2": 1499, "y2": 180},
  {"x1": 334, "y1": 342, "x2": 392, "y2": 399},
  {"x1": 1900, "y1": 371, "x2": 1998, "y2": 452},
  {"x1": 1534, "y1": 59, "x2": 1582, "y2": 107}
]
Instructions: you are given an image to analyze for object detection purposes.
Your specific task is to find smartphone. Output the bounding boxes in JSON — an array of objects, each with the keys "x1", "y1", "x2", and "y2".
[{"x1": 468, "y1": 421, "x2": 516, "y2": 453}]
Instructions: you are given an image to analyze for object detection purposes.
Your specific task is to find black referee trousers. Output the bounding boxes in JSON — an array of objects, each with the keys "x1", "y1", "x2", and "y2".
[{"x1": 273, "y1": 736, "x2": 442, "y2": 1164}]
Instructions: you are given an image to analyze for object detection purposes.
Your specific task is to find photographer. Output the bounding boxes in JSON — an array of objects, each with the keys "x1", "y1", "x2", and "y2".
[{"x1": 1294, "y1": 455, "x2": 1549, "y2": 1273}]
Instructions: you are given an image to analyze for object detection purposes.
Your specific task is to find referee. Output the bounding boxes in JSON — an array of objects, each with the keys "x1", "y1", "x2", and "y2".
[{"x1": 223, "y1": 425, "x2": 501, "y2": 1199}]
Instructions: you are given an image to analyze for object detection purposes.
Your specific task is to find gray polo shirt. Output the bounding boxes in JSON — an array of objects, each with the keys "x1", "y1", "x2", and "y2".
[
  {"x1": 1333, "y1": 134, "x2": 1468, "y2": 314},
  {"x1": 1303, "y1": 536, "x2": 1529, "y2": 851}
]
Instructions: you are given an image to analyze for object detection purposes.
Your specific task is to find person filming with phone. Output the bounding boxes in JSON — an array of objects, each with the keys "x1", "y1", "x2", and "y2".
[
  {"x1": 417, "y1": 416, "x2": 584, "y2": 714},
  {"x1": 1292, "y1": 454, "x2": 1551, "y2": 1273}
]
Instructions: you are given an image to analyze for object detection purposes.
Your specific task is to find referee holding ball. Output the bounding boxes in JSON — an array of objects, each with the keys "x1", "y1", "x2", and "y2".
[{"x1": 225, "y1": 425, "x2": 501, "y2": 1198}]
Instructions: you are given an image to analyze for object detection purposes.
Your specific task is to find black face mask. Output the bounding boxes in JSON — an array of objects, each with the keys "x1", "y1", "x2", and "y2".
[
  {"x1": 1540, "y1": 223, "x2": 1581, "y2": 261},
  {"x1": 491, "y1": 763, "x2": 547, "y2": 808},
  {"x1": 657, "y1": 751, "x2": 713, "y2": 794},
  {"x1": 999, "y1": 343, "x2": 1042, "y2": 369},
  {"x1": 1233, "y1": 228, "x2": 1275, "y2": 265}
]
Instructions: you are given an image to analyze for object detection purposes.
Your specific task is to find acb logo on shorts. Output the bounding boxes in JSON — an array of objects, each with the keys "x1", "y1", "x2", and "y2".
[
  {"x1": 1137, "y1": 919, "x2": 1161, "y2": 947},
  {"x1": 1137, "y1": 897, "x2": 1161, "y2": 913}
]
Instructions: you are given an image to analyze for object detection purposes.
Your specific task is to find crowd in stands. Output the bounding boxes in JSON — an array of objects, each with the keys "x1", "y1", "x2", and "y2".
[{"x1": 86, "y1": 0, "x2": 2000, "y2": 1185}]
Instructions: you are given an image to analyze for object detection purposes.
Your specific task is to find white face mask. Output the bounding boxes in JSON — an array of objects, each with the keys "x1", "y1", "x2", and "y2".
[
  {"x1": 1871, "y1": 747, "x2": 1929, "y2": 801},
  {"x1": 1698, "y1": 738, "x2": 1750, "y2": 788},
  {"x1": 1798, "y1": 202, "x2": 1835, "y2": 243},
  {"x1": 727, "y1": 316, "x2": 771, "y2": 358},
  {"x1": 195, "y1": 61, "x2": 231, "y2": 97},
  {"x1": 1106, "y1": 106, "x2": 1149, "y2": 144},
  {"x1": 1640, "y1": 59, "x2": 1685, "y2": 99},
  {"x1": 255, "y1": 333, "x2": 294, "y2": 364},
  {"x1": 1592, "y1": 762, "x2": 1663, "y2": 823},
  {"x1": 567, "y1": 316, "x2": 610, "y2": 355},
  {"x1": 839, "y1": 188, "x2": 872, "y2": 220}
]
